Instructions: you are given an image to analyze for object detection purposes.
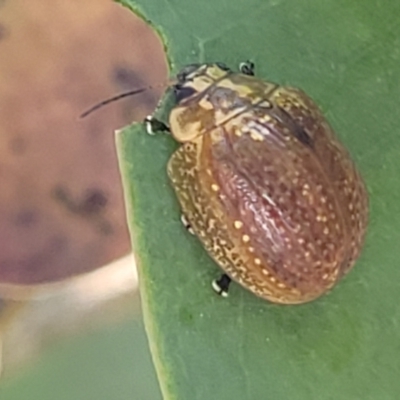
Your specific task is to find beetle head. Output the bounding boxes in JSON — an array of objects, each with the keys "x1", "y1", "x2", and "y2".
[{"x1": 173, "y1": 63, "x2": 231, "y2": 104}]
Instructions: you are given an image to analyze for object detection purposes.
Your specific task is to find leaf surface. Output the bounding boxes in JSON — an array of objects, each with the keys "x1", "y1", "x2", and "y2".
[{"x1": 117, "y1": 1, "x2": 400, "y2": 398}]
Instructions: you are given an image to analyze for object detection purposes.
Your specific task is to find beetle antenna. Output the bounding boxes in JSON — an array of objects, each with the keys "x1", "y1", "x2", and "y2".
[{"x1": 80, "y1": 81, "x2": 172, "y2": 119}]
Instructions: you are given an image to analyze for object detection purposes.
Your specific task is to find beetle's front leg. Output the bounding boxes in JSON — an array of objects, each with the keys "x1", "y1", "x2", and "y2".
[
  {"x1": 144, "y1": 115, "x2": 170, "y2": 135},
  {"x1": 239, "y1": 60, "x2": 255, "y2": 76},
  {"x1": 212, "y1": 274, "x2": 232, "y2": 298}
]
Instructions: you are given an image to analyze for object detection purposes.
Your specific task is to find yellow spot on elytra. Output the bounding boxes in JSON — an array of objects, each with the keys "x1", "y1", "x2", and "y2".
[
  {"x1": 248, "y1": 246, "x2": 255, "y2": 253},
  {"x1": 211, "y1": 184, "x2": 219, "y2": 192},
  {"x1": 262, "y1": 115, "x2": 272, "y2": 122},
  {"x1": 242, "y1": 234, "x2": 250, "y2": 243},
  {"x1": 259, "y1": 100, "x2": 272, "y2": 109},
  {"x1": 261, "y1": 269, "x2": 270, "y2": 276},
  {"x1": 323, "y1": 227, "x2": 329, "y2": 235},
  {"x1": 254, "y1": 258, "x2": 261, "y2": 265},
  {"x1": 198, "y1": 97, "x2": 214, "y2": 111},
  {"x1": 277, "y1": 283, "x2": 286, "y2": 289},
  {"x1": 234, "y1": 220, "x2": 243, "y2": 229},
  {"x1": 250, "y1": 131, "x2": 264, "y2": 141},
  {"x1": 235, "y1": 129, "x2": 242, "y2": 137}
]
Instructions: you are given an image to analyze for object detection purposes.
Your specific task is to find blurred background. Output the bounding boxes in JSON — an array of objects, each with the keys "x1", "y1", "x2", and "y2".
[{"x1": 0, "y1": 0, "x2": 167, "y2": 398}]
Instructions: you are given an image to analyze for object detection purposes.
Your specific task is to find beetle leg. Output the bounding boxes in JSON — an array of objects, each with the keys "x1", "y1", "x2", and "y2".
[
  {"x1": 212, "y1": 274, "x2": 231, "y2": 297},
  {"x1": 144, "y1": 115, "x2": 170, "y2": 135},
  {"x1": 239, "y1": 60, "x2": 255, "y2": 76},
  {"x1": 180, "y1": 214, "x2": 194, "y2": 235}
]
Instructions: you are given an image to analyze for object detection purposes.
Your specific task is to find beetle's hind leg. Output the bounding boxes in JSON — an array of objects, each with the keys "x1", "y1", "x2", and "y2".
[
  {"x1": 144, "y1": 115, "x2": 170, "y2": 135},
  {"x1": 239, "y1": 60, "x2": 255, "y2": 76},
  {"x1": 212, "y1": 274, "x2": 232, "y2": 298}
]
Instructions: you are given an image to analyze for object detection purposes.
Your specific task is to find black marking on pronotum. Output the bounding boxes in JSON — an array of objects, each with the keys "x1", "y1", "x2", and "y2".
[{"x1": 174, "y1": 85, "x2": 197, "y2": 102}]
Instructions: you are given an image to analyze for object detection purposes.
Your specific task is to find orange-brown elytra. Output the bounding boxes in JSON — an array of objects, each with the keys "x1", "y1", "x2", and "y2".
[{"x1": 83, "y1": 61, "x2": 369, "y2": 304}]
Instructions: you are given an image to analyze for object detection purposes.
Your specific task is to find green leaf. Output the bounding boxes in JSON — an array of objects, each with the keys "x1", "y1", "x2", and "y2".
[{"x1": 116, "y1": 1, "x2": 400, "y2": 399}]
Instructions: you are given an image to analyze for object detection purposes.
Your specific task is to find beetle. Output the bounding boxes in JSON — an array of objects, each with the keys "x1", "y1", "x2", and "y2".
[{"x1": 83, "y1": 61, "x2": 369, "y2": 304}]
